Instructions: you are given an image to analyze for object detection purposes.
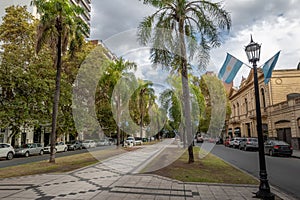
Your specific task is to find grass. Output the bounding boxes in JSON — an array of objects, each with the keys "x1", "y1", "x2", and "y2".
[
  {"x1": 0, "y1": 148, "x2": 126, "y2": 179},
  {"x1": 149, "y1": 146, "x2": 259, "y2": 185},
  {"x1": 0, "y1": 145, "x2": 259, "y2": 185}
]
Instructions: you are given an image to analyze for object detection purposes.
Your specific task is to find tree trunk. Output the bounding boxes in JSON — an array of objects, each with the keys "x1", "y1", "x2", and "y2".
[
  {"x1": 116, "y1": 93, "x2": 121, "y2": 147},
  {"x1": 179, "y1": 19, "x2": 194, "y2": 163},
  {"x1": 50, "y1": 18, "x2": 62, "y2": 163},
  {"x1": 139, "y1": 89, "x2": 144, "y2": 138}
]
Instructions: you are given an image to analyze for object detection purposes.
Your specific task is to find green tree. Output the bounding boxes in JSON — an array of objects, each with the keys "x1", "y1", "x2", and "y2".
[
  {"x1": 0, "y1": 6, "x2": 54, "y2": 143},
  {"x1": 138, "y1": 0, "x2": 231, "y2": 163},
  {"x1": 32, "y1": 0, "x2": 89, "y2": 163},
  {"x1": 196, "y1": 74, "x2": 228, "y2": 137},
  {"x1": 129, "y1": 80, "x2": 156, "y2": 138},
  {"x1": 97, "y1": 58, "x2": 136, "y2": 146}
]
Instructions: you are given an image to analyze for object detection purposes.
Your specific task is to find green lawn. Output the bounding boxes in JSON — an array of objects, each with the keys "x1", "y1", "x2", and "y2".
[
  {"x1": 150, "y1": 146, "x2": 259, "y2": 185},
  {"x1": 0, "y1": 148, "x2": 125, "y2": 179}
]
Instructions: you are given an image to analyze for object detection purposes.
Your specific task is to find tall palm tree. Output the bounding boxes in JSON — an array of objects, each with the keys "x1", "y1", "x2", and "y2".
[
  {"x1": 31, "y1": 0, "x2": 89, "y2": 163},
  {"x1": 129, "y1": 81, "x2": 156, "y2": 138},
  {"x1": 109, "y1": 58, "x2": 136, "y2": 146},
  {"x1": 138, "y1": 0, "x2": 231, "y2": 163}
]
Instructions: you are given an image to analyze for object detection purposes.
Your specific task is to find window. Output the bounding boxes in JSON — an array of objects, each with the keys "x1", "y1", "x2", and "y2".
[
  {"x1": 233, "y1": 105, "x2": 236, "y2": 116},
  {"x1": 261, "y1": 88, "x2": 266, "y2": 108},
  {"x1": 245, "y1": 98, "x2": 248, "y2": 114}
]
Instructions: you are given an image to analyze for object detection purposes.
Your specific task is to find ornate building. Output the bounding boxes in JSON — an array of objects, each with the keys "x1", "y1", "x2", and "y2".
[{"x1": 227, "y1": 68, "x2": 300, "y2": 149}]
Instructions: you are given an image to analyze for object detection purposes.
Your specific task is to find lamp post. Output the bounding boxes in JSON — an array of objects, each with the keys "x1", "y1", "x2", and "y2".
[{"x1": 245, "y1": 36, "x2": 274, "y2": 200}]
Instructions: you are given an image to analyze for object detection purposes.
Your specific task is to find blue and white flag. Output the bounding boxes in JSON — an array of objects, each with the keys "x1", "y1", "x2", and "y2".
[
  {"x1": 262, "y1": 51, "x2": 280, "y2": 84},
  {"x1": 218, "y1": 53, "x2": 243, "y2": 83}
]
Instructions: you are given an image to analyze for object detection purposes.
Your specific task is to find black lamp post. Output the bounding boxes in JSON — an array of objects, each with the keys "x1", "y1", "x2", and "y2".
[{"x1": 245, "y1": 36, "x2": 275, "y2": 200}]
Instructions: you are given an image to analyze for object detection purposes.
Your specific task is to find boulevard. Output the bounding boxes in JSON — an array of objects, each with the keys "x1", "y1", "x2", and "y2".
[
  {"x1": 211, "y1": 144, "x2": 300, "y2": 199},
  {"x1": 0, "y1": 145, "x2": 115, "y2": 169}
]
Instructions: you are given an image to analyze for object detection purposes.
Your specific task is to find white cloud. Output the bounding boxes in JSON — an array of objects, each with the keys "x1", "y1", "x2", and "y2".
[{"x1": 92, "y1": 0, "x2": 300, "y2": 87}]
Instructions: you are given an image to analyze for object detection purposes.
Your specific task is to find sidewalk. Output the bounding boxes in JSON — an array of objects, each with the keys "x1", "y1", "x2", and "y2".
[
  {"x1": 0, "y1": 140, "x2": 296, "y2": 200},
  {"x1": 292, "y1": 149, "x2": 300, "y2": 158}
]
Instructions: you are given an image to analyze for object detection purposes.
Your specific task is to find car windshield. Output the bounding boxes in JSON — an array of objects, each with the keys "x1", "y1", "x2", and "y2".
[
  {"x1": 127, "y1": 138, "x2": 133, "y2": 140},
  {"x1": 21, "y1": 144, "x2": 31, "y2": 148},
  {"x1": 249, "y1": 138, "x2": 258, "y2": 142}
]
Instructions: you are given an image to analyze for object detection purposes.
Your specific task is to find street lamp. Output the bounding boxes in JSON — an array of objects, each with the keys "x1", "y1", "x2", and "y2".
[{"x1": 245, "y1": 36, "x2": 274, "y2": 200}]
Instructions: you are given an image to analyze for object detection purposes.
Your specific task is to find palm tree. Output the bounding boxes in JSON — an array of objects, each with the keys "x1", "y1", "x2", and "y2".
[
  {"x1": 129, "y1": 81, "x2": 156, "y2": 138},
  {"x1": 109, "y1": 58, "x2": 136, "y2": 146},
  {"x1": 31, "y1": 0, "x2": 89, "y2": 163},
  {"x1": 137, "y1": 82, "x2": 156, "y2": 138},
  {"x1": 138, "y1": 0, "x2": 231, "y2": 163}
]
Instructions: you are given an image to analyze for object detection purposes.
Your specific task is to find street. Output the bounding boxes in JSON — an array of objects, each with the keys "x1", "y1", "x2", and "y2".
[
  {"x1": 211, "y1": 144, "x2": 300, "y2": 199},
  {"x1": 0, "y1": 145, "x2": 115, "y2": 169}
]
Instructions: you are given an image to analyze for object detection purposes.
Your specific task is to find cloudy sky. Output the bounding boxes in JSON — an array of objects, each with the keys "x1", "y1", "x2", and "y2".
[{"x1": 90, "y1": 0, "x2": 300, "y2": 87}]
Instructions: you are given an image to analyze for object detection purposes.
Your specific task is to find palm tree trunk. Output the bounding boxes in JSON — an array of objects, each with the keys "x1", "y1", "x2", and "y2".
[
  {"x1": 116, "y1": 93, "x2": 121, "y2": 147},
  {"x1": 50, "y1": 18, "x2": 62, "y2": 163},
  {"x1": 179, "y1": 19, "x2": 194, "y2": 163},
  {"x1": 139, "y1": 90, "x2": 144, "y2": 138}
]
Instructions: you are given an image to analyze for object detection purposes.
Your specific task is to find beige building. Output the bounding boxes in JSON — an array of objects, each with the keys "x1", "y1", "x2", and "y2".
[{"x1": 227, "y1": 68, "x2": 300, "y2": 149}]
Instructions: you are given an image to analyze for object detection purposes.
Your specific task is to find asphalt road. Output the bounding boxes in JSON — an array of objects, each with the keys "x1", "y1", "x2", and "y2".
[
  {"x1": 0, "y1": 145, "x2": 116, "y2": 169},
  {"x1": 210, "y1": 144, "x2": 300, "y2": 199}
]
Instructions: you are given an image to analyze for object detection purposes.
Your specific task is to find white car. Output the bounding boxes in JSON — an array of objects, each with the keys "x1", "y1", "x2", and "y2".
[
  {"x1": 0, "y1": 143, "x2": 15, "y2": 160},
  {"x1": 125, "y1": 137, "x2": 136, "y2": 146},
  {"x1": 97, "y1": 139, "x2": 110, "y2": 146},
  {"x1": 44, "y1": 142, "x2": 68, "y2": 153},
  {"x1": 82, "y1": 140, "x2": 96, "y2": 148},
  {"x1": 134, "y1": 137, "x2": 143, "y2": 145}
]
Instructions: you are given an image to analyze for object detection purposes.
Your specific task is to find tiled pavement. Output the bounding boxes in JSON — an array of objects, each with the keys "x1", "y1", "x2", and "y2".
[{"x1": 0, "y1": 140, "x2": 296, "y2": 200}]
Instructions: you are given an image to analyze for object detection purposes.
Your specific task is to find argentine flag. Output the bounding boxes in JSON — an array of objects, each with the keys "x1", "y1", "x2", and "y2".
[
  {"x1": 218, "y1": 53, "x2": 243, "y2": 84},
  {"x1": 262, "y1": 51, "x2": 280, "y2": 84}
]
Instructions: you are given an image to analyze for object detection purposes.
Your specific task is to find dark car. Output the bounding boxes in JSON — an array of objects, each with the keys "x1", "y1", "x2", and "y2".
[
  {"x1": 264, "y1": 140, "x2": 293, "y2": 157},
  {"x1": 66, "y1": 140, "x2": 82, "y2": 150},
  {"x1": 239, "y1": 138, "x2": 258, "y2": 151}
]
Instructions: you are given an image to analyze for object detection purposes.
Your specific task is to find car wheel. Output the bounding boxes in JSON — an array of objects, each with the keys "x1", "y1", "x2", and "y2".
[
  {"x1": 40, "y1": 150, "x2": 44, "y2": 155},
  {"x1": 7, "y1": 152, "x2": 14, "y2": 160},
  {"x1": 25, "y1": 151, "x2": 29, "y2": 157}
]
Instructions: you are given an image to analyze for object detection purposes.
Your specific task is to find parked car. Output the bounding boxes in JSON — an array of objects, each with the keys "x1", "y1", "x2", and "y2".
[
  {"x1": 97, "y1": 139, "x2": 110, "y2": 146},
  {"x1": 82, "y1": 140, "x2": 96, "y2": 148},
  {"x1": 228, "y1": 138, "x2": 235, "y2": 147},
  {"x1": 44, "y1": 142, "x2": 68, "y2": 153},
  {"x1": 264, "y1": 140, "x2": 293, "y2": 157},
  {"x1": 216, "y1": 137, "x2": 223, "y2": 144},
  {"x1": 239, "y1": 138, "x2": 258, "y2": 151},
  {"x1": 134, "y1": 137, "x2": 143, "y2": 145},
  {"x1": 125, "y1": 137, "x2": 136, "y2": 146},
  {"x1": 224, "y1": 138, "x2": 231, "y2": 147},
  {"x1": 66, "y1": 140, "x2": 82, "y2": 150},
  {"x1": 15, "y1": 143, "x2": 44, "y2": 157},
  {"x1": 0, "y1": 143, "x2": 15, "y2": 160},
  {"x1": 231, "y1": 137, "x2": 245, "y2": 148}
]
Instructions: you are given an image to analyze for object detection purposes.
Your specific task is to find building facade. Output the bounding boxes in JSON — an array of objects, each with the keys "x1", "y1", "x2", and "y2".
[
  {"x1": 227, "y1": 68, "x2": 300, "y2": 149},
  {"x1": 70, "y1": 0, "x2": 91, "y2": 37}
]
